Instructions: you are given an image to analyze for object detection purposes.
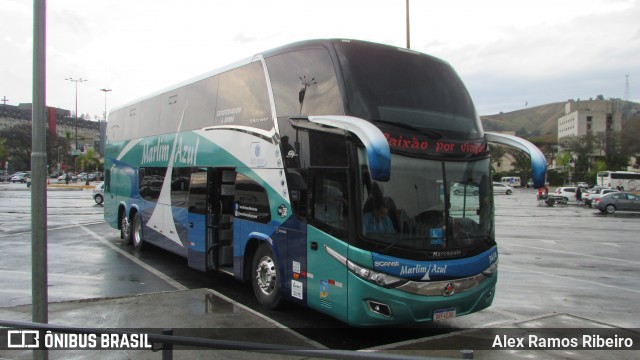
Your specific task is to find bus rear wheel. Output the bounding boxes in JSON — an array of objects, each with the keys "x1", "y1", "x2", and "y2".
[
  {"x1": 252, "y1": 244, "x2": 281, "y2": 309},
  {"x1": 131, "y1": 212, "x2": 144, "y2": 250},
  {"x1": 121, "y1": 214, "x2": 131, "y2": 242}
]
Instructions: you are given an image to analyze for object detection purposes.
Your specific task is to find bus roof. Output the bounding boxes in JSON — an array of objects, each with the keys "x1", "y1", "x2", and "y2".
[{"x1": 109, "y1": 39, "x2": 449, "y2": 114}]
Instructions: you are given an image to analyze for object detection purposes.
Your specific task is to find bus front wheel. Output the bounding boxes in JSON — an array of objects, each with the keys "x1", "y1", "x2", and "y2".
[{"x1": 252, "y1": 244, "x2": 281, "y2": 309}]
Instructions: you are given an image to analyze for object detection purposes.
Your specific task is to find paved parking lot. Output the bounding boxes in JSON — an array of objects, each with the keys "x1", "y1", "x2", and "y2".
[
  {"x1": 0, "y1": 183, "x2": 639, "y2": 358},
  {"x1": 1, "y1": 183, "x2": 639, "y2": 328}
]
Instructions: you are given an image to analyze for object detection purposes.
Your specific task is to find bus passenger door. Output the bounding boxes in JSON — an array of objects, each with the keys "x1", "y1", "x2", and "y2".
[
  {"x1": 187, "y1": 170, "x2": 211, "y2": 271},
  {"x1": 187, "y1": 168, "x2": 236, "y2": 272}
]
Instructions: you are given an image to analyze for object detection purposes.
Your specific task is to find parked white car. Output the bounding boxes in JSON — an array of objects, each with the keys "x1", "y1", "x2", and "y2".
[
  {"x1": 493, "y1": 182, "x2": 514, "y2": 195},
  {"x1": 554, "y1": 187, "x2": 578, "y2": 203},
  {"x1": 57, "y1": 173, "x2": 78, "y2": 182},
  {"x1": 92, "y1": 182, "x2": 104, "y2": 204},
  {"x1": 11, "y1": 172, "x2": 30, "y2": 183}
]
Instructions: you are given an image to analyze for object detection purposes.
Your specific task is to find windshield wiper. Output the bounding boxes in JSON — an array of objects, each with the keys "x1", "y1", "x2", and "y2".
[
  {"x1": 372, "y1": 119, "x2": 442, "y2": 140},
  {"x1": 462, "y1": 234, "x2": 495, "y2": 246},
  {"x1": 379, "y1": 237, "x2": 426, "y2": 254}
]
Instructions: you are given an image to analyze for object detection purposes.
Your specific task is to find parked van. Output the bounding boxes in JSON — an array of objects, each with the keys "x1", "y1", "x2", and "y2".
[{"x1": 501, "y1": 176, "x2": 521, "y2": 188}]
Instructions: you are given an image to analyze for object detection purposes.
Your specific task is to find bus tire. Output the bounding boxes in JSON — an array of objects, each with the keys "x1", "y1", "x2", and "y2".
[
  {"x1": 252, "y1": 244, "x2": 281, "y2": 309},
  {"x1": 131, "y1": 212, "x2": 144, "y2": 250},
  {"x1": 121, "y1": 213, "x2": 131, "y2": 243}
]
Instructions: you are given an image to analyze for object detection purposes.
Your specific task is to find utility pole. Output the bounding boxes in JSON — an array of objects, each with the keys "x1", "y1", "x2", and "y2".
[
  {"x1": 32, "y1": 1, "x2": 48, "y2": 359},
  {"x1": 406, "y1": 0, "x2": 411, "y2": 49},
  {"x1": 100, "y1": 88, "x2": 111, "y2": 155}
]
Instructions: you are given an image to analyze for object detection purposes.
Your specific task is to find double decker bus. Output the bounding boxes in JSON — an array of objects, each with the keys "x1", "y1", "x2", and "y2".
[
  {"x1": 596, "y1": 171, "x2": 640, "y2": 191},
  {"x1": 104, "y1": 39, "x2": 546, "y2": 326}
]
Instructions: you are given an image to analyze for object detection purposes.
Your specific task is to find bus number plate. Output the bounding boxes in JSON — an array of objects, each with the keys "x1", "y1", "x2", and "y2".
[{"x1": 433, "y1": 307, "x2": 456, "y2": 321}]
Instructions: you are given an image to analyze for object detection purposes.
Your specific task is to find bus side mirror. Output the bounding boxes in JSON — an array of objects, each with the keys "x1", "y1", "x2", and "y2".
[
  {"x1": 308, "y1": 115, "x2": 391, "y2": 181},
  {"x1": 485, "y1": 132, "x2": 547, "y2": 189}
]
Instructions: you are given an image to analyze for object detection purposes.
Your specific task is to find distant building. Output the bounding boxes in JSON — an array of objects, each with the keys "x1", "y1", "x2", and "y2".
[
  {"x1": 557, "y1": 100, "x2": 623, "y2": 156},
  {"x1": 0, "y1": 103, "x2": 103, "y2": 153}
]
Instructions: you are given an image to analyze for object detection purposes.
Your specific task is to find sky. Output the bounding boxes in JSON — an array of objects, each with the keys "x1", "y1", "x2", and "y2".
[{"x1": 1, "y1": 0, "x2": 639, "y2": 119}]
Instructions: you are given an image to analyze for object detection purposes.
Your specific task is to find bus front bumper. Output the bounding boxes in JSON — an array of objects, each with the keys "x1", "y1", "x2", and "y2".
[{"x1": 346, "y1": 269, "x2": 497, "y2": 327}]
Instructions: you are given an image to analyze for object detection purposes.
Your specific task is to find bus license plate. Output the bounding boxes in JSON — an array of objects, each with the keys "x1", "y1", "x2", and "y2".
[{"x1": 433, "y1": 307, "x2": 456, "y2": 321}]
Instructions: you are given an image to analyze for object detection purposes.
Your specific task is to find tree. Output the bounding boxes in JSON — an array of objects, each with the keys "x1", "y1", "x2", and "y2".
[
  {"x1": 489, "y1": 145, "x2": 506, "y2": 172},
  {"x1": 78, "y1": 148, "x2": 100, "y2": 172},
  {"x1": 0, "y1": 124, "x2": 77, "y2": 173},
  {"x1": 0, "y1": 124, "x2": 33, "y2": 170},
  {"x1": 621, "y1": 115, "x2": 640, "y2": 167},
  {"x1": 603, "y1": 132, "x2": 630, "y2": 170},
  {"x1": 556, "y1": 151, "x2": 573, "y2": 184},
  {"x1": 0, "y1": 138, "x2": 7, "y2": 167},
  {"x1": 507, "y1": 148, "x2": 531, "y2": 180},
  {"x1": 560, "y1": 133, "x2": 596, "y2": 182}
]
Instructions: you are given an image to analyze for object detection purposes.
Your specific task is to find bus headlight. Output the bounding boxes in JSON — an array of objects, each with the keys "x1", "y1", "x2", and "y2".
[
  {"x1": 482, "y1": 262, "x2": 497, "y2": 277},
  {"x1": 324, "y1": 245, "x2": 407, "y2": 288},
  {"x1": 347, "y1": 259, "x2": 407, "y2": 287}
]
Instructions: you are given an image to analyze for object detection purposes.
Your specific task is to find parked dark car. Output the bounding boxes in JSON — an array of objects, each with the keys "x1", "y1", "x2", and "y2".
[
  {"x1": 0, "y1": 172, "x2": 16, "y2": 182},
  {"x1": 594, "y1": 192, "x2": 640, "y2": 214},
  {"x1": 582, "y1": 188, "x2": 618, "y2": 207}
]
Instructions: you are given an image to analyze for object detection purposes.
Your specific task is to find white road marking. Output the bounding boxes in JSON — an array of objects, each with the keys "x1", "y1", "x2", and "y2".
[
  {"x1": 502, "y1": 264, "x2": 640, "y2": 295},
  {"x1": 603, "y1": 242, "x2": 621, "y2": 247},
  {"x1": 79, "y1": 225, "x2": 188, "y2": 291},
  {"x1": 79, "y1": 225, "x2": 326, "y2": 348},
  {"x1": 508, "y1": 243, "x2": 640, "y2": 267},
  {"x1": 0, "y1": 269, "x2": 104, "y2": 281}
]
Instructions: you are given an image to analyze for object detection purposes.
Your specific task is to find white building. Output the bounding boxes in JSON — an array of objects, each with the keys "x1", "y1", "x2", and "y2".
[{"x1": 557, "y1": 100, "x2": 622, "y2": 151}]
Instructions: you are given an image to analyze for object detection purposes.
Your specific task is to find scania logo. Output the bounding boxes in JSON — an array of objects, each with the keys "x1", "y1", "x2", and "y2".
[{"x1": 442, "y1": 282, "x2": 455, "y2": 296}]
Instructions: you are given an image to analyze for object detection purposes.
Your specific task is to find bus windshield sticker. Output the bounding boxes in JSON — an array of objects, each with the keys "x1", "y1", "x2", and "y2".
[{"x1": 429, "y1": 228, "x2": 444, "y2": 245}]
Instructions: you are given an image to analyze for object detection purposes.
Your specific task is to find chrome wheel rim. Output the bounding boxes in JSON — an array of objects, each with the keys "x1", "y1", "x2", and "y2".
[
  {"x1": 133, "y1": 216, "x2": 142, "y2": 247},
  {"x1": 255, "y1": 256, "x2": 277, "y2": 296}
]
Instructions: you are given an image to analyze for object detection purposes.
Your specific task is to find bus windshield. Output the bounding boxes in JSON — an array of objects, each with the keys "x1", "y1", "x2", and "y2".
[
  {"x1": 358, "y1": 149, "x2": 494, "y2": 260},
  {"x1": 335, "y1": 41, "x2": 481, "y2": 139}
]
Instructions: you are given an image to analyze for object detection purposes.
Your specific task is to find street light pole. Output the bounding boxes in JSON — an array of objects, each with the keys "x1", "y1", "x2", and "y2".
[
  {"x1": 99, "y1": 88, "x2": 111, "y2": 155},
  {"x1": 100, "y1": 88, "x2": 111, "y2": 120},
  {"x1": 65, "y1": 77, "x2": 87, "y2": 155},
  {"x1": 406, "y1": 0, "x2": 411, "y2": 49}
]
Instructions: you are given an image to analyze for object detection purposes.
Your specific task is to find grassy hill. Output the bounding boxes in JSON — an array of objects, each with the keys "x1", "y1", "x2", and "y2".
[
  {"x1": 480, "y1": 100, "x2": 640, "y2": 137},
  {"x1": 481, "y1": 102, "x2": 565, "y2": 136}
]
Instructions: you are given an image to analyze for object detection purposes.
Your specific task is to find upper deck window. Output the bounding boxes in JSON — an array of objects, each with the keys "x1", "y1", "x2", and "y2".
[
  {"x1": 216, "y1": 61, "x2": 273, "y2": 131},
  {"x1": 266, "y1": 48, "x2": 344, "y2": 117},
  {"x1": 334, "y1": 41, "x2": 481, "y2": 139}
]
